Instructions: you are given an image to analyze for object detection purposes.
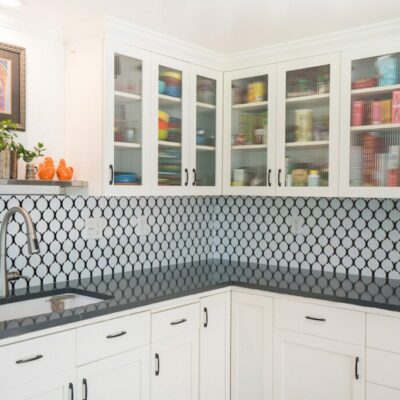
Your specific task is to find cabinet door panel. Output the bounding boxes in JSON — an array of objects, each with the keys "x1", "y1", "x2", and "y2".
[
  {"x1": 274, "y1": 330, "x2": 365, "y2": 400},
  {"x1": 0, "y1": 370, "x2": 74, "y2": 400},
  {"x1": 151, "y1": 331, "x2": 199, "y2": 400},
  {"x1": 276, "y1": 54, "x2": 340, "y2": 197},
  {"x1": 200, "y1": 292, "x2": 230, "y2": 400},
  {"x1": 231, "y1": 291, "x2": 273, "y2": 400},
  {"x1": 223, "y1": 66, "x2": 277, "y2": 196},
  {"x1": 340, "y1": 43, "x2": 400, "y2": 198},
  {"x1": 367, "y1": 383, "x2": 400, "y2": 400},
  {"x1": 77, "y1": 347, "x2": 150, "y2": 400}
]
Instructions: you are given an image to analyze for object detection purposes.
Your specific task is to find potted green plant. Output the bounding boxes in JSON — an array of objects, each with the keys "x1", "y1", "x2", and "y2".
[
  {"x1": 16, "y1": 142, "x2": 46, "y2": 179},
  {"x1": 0, "y1": 119, "x2": 19, "y2": 179}
]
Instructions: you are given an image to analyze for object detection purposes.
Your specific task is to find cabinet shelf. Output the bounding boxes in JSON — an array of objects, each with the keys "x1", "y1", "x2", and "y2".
[
  {"x1": 115, "y1": 91, "x2": 141, "y2": 103},
  {"x1": 232, "y1": 144, "x2": 268, "y2": 150},
  {"x1": 232, "y1": 101, "x2": 268, "y2": 111},
  {"x1": 285, "y1": 140, "x2": 329, "y2": 149},
  {"x1": 159, "y1": 94, "x2": 182, "y2": 105},
  {"x1": 351, "y1": 84, "x2": 400, "y2": 96},
  {"x1": 350, "y1": 123, "x2": 400, "y2": 132},
  {"x1": 196, "y1": 102, "x2": 216, "y2": 112},
  {"x1": 196, "y1": 145, "x2": 215, "y2": 151},
  {"x1": 159, "y1": 140, "x2": 182, "y2": 148},
  {"x1": 286, "y1": 93, "x2": 330, "y2": 103},
  {"x1": 114, "y1": 141, "x2": 141, "y2": 149}
]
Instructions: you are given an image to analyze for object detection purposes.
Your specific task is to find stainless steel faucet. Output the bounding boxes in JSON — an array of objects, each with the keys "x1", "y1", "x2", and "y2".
[{"x1": 0, "y1": 207, "x2": 40, "y2": 298}]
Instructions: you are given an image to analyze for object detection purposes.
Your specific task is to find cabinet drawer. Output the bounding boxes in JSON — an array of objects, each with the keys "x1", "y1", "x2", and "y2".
[
  {"x1": 274, "y1": 299, "x2": 365, "y2": 345},
  {"x1": 367, "y1": 348, "x2": 400, "y2": 390},
  {"x1": 0, "y1": 330, "x2": 76, "y2": 391},
  {"x1": 152, "y1": 303, "x2": 199, "y2": 342},
  {"x1": 367, "y1": 383, "x2": 400, "y2": 400},
  {"x1": 77, "y1": 312, "x2": 150, "y2": 365},
  {"x1": 367, "y1": 313, "x2": 400, "y2": 353}
]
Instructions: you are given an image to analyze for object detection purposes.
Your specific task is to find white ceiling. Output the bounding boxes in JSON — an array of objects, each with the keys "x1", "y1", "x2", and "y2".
[{"x1": 5, "y1": 0, "x2": 400, "y2": 53}]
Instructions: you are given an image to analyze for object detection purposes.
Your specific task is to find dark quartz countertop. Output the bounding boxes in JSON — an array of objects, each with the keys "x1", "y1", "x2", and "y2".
[{"x1": 1, "y1": 260, "x2": 400, "y2": 340}]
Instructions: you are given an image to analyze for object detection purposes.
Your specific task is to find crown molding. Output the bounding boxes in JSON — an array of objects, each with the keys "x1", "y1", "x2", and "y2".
[
  {"x1": 223, "y1": 18, "x2": 400, "y2": 70},
  {"x1": 0, "y1": 7, "x2": 63, "y2": 41},
  {"x1": 64, "y1": 15, "x2": 225, "y2": 71}
]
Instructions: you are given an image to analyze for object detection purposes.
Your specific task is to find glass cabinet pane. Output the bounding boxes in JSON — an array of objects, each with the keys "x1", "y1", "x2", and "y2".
[
  {"x1": 230, "y1": 75, "x2": 268, "y2": 186},
  {"x1": 195, "y1": 76, "x2": 216, "y2": 186},
  {"x1": 158, "y1": 65, "x2": 183, "y2": 186},
  {"x1": 113, "y1": 53, "x2": 143, "y2": 186},
  {"x1": 349, "y1": 52, "x2": 400, "y2": 187},
  {"x1": 284, "y1": 65, "x2": 330, "y2": 188}
]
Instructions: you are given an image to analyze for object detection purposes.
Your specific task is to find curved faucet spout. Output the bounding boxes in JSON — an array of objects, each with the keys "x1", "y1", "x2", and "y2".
[{"x1": 0, "y1": 207, "x2": 40, "y2": 298}]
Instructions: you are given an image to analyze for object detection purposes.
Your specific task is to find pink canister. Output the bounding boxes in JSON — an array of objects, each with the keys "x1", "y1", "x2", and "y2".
[{"x1": 351, "y1": 101, "x2": 364, "y2": 126}]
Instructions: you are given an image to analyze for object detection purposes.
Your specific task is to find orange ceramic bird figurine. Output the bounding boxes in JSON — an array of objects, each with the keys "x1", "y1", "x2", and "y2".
[
  {"x1": 56, "y1": 159, "x2": 74, "y2": 181},
  {"x1": 38, "y1": 157, "x2": 56, "y2": 180}
]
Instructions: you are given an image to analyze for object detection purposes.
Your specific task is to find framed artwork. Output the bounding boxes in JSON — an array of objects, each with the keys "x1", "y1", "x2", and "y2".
[{"x1": 0, "y1": 42, "x2": 26, "y2": 130}]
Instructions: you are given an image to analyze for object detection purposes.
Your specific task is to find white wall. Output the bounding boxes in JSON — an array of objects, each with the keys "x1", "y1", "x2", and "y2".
[{"x1": 0, "y1": 11, "x2": 65, "y2": 177}]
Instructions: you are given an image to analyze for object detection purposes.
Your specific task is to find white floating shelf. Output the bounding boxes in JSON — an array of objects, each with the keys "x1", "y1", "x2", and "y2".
[
  {"x1": 350, "y1": 123, "x2": 400, "y2": 132},
  {"x1": 232, "y1": 144, "x2": 268, "y2": 150},
  {"x1": 232, "y1": 101, "x2": 268, "y2": 111},
  {"x1": 286, "y1": 93, "x2": 330, "y2": 103},
  {"x1": 115, "y1": 91, "x2": 141, "y2": 101},
  {"x1": 351, "y1": 84, "x2": 400, "y2": 96},
  {"x1": 196, "y1": 145, "x2": 215, "y2": 151},
  {"x1": 114, "y1": 141, "x2": 141, "y2": 149},
  {"x1": 196, "y1": 102, "x2": 216, "y2": 111},
  {"x1": 159, "y1": 94, "x2": 182, "y2": 105},
  {"x1": 285, "y1": 140, "x2": 329, "y2": 148},
  {"x1": 0, "y1": 179, "x2": 88, "y2": 195},
  {"x1": 159, "y1": 140, "x2": 182, "y2": 148}
]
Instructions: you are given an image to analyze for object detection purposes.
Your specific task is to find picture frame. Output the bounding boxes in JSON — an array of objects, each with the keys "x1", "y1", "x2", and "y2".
[{"x1": 0, "y1": 42, "x2": 26, "y2": 130}]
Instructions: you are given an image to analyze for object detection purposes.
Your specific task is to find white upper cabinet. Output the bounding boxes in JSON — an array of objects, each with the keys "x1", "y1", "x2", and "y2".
[
  {"x1": 104, "y1": 41, "x2": 151, "y2": 196},
  {"x1": 189, "y1": 66, "x2": 223, "y2": 195},
  {"x1": 276, "y1": 54, "x2": 340, "y2": 197},
  {"x1": 340, "y1": 43, "x2": 400, "y2": 198},
  {"x1": 223, "y1": 65, "x2": 277, "y2": 195}
]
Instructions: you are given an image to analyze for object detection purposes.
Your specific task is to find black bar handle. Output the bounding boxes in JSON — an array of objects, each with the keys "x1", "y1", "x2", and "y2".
[
  {"x1": 170, "y1": 318, "x2": 187, "y2": 326},
  {"x1": 278, "y1": 168, "x2": 282, "y2": 187},
  {"x1": 69, "y1": 383, "x2": 74, "y2": 400},
  {"x1": 184, "y1": 168, "x2": 189, "y2": 186},
  {"x1": 305, "y1": 316, "x2": 326, "y2": 322},
  {"x1": 106, "y1": 331, "x2": 127, "y2": 339},
  {"x1": 203, "y1": 307, "x2": 208, "y2": 328},
  {"x1": 83, "y1": 378, "x2": 88, "y2": 400},
  {"x1": 16, "y1": 354, "x2": 43, "y2": 364},
  {"x1": 109, "y1": 164, "x2": 114, "y2": 185},
  {"x1": 155, "y1": 353, "x2": 160, "y2": 376},
  {"x1": 192, "y1": 169, "x2": 197, "y2": 186},
  {"x1": 355, "y1": 356, "x2": 360, "y2": 380},
  {"x1": 267, "y1": 169, "x2": 272, "y2": 187}
]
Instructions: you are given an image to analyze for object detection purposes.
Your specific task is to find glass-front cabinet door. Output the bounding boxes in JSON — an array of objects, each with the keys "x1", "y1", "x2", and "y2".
[
  {"x1": 190, "y1": 66, "x2": 222, "y2": 194},
  {"x1": 341, "y1": 44, "x2": 400, "y2": 197},
  {"x1": 152, "y1": 55, "x2": 190, "y2": 193},
  {"x1": 223, "y1": 66, "x2": 276, "y2": 195},
  {"x1": 104, "y1": 42, "x2": 150, "y2": 195},
  {"x1": 276, "y1": 54, "x2": 340, "y2": 196}
]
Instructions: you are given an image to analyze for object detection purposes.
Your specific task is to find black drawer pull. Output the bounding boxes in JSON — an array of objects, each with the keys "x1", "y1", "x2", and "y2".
[
  {"x1": 184, "y1": 168, "x2": 189, "y2": 186},
  {"x1": 278, "y1": 168, "x2": 282, "y2": 186},
  {"x1": 267, "y1": 169, "x2": 272, "y2": 186},
  {"x1": 109, "y1": 164, "x2": 114, "y2": 185},
  {"x1": 16, "y1": 354, "x2": 43, "y2": 364},
  {"x1": 192, "y1": 169, "x2": 197, "y2": 186},
  {"x1": 203, "y1": 307, "x2": 208, "y2": 328},
  {"x1": 106, "y1": 331, "x2": 127, "y2": 339},
  {"x1": 170, "y1": 318, "x2": 187, "y2": 326},
  {"x1": 155, "y1": 353, "x2": 160, "y2": 376},
  {"x1": 69, "y1": 383, "x2": 74, "y2": 400},
  {"x1": 355, "y1": 356, "x2": 360, "y2": 380},
  {"x1": 305, "y1": 316, "x2": 326, "y2": 322},
  {"x1": 83, "y1": 378, "x2": 88, "y2": 400}
]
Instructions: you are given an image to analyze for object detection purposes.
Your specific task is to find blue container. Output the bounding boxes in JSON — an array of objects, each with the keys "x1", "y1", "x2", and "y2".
[
  {"x1": 377, "y1": 55, "x2": 398, "y2": 86},
  {"x1": 164, "y1": 85, "x2": 181, "y2": 97},
  {"x1": 159, "y1": 80, "x2": 166, "y2": 94}
]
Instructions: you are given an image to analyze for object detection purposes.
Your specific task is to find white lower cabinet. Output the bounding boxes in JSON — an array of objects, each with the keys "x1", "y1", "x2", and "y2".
[
  {"x1": 273, "y1": 329, "x2": 365, "y2": 400},
  {"x1": 151, "y1": 331, "x2": 199, "y2": 400},
  {"x1": 76, "y1": 346, "x2": 150, "y2": 400},
  {"x1": 0, "y1": 370, "x2": 75, "y2": 400},
  {"x1": 231, "y1": 291, "x2": 273, "y2": 400},
  {"x1": 367, "y1": 383, "x2": 400, "y2": 400},
  {"x1": 199, "y1": 292, "x2": 231, "y2": 400}
]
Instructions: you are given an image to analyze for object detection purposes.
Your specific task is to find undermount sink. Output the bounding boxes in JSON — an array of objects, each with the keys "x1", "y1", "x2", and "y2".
[{"x1": 0, "y1": 292, "x2": 104, "y2": 322}]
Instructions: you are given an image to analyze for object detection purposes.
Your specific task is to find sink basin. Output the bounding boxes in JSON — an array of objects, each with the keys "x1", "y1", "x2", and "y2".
[{"x1": 0, "y1": 292, "x2": 104, "y2": 322}]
